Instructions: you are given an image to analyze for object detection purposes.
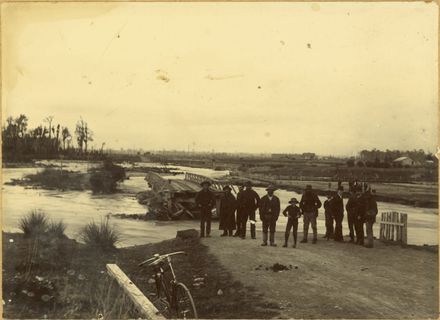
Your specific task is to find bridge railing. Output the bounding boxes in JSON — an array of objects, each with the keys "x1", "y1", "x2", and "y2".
[{"x1": 184, "y1": 172, "x2": 236, "y2": 193}]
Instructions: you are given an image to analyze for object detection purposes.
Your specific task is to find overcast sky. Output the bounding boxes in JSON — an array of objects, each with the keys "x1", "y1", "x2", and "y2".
[{"x1": 2, "y1": 2, "x2": 438, "y2": 156}]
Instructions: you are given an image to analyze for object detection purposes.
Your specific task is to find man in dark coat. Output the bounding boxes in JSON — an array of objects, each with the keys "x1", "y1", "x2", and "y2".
[
  {"x1": 354, "y1": 191, "x2": 366, "y2": 245},
  {"x1": 259, "y1": 185, "x2": 280, "y2": 247},
  {"x1": 219, "y1": 185, "x2": 237, "y2": 237},
  {"x1": 299, "y1": 185, "x2": 322, "y2": 244},
  {"x1": 332, "y1": 187, "x2": 344, "y2": 242},
  {"x1": 323, "y1": 192, "x2": 334, "y2": 240},
  {"x1": 234, "y1": 185, "x2": 245, "y2": 237},
  {"x1": 345, "y1": 190, "x2": 358, "y2": 243},
  {"x1": 364, "y1": 189, "x2": 378, "y2": 248},
  {"x1": 240, "y1": 181, "x2": 260, "y2": 239},
  {"x1": 195, "y1": 180, "x2": 216, "y2": 238}
]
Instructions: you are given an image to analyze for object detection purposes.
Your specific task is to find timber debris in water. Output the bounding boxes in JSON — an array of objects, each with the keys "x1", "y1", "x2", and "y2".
[{"x1": 143, "y1": 171, "x2": 234, "y2": 220}]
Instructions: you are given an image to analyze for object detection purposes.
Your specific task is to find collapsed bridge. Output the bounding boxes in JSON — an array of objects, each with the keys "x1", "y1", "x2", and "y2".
[{"x1": 144, "y1": 172, "x2": 237, "y2": 220}]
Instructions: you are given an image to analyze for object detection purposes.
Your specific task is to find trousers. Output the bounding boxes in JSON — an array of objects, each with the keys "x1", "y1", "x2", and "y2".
[
  {"x1": 365, "y1": 221, "x2": 374, "y2": 248},
  {"x1": 347, "y1": 211, "x2": 356, "y2": 240},
  {"x1": 354, "y1": 217, "x2": 365, "y2": 244},
  {"x1": 303, "y1": 211, "x2": 317, "y2": 240},
  {"x1": 241, "y1": 208, "x2": 256, "y2": 238},
  {"x1": 285, "y1": 218, "x2": 298, "y2": 244},
  {"x1": 324, "y1": 211, "x2": 334, "y2": 238},
  {"x1": 200, "y1": 207, "x2": 212, "y2": 236},
  {"x1": 334, "y1": 214, "x2": 344, "y2": 241}
]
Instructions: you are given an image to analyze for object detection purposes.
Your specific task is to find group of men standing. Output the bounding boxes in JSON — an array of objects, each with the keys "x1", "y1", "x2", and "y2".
[{"x1": 195, "y1": 180, "x2": 378, "y2": 248}]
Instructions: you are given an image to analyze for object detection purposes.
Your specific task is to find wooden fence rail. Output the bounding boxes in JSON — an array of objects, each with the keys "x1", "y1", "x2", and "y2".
[
  {"x1": 106, "y1": 264, "x2": 166, "y2": 320},
  {"x1": 379, "y1": 212, "x2": 408, "y2": 245}
]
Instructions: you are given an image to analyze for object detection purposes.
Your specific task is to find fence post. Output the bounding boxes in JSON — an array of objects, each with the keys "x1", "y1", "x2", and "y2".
[
  {"x1": 402, "y1": 213, "x2": 408, "y2": 245},
  {"x1": 379, "y1": 212, "x2": 384, "y2": 241}
]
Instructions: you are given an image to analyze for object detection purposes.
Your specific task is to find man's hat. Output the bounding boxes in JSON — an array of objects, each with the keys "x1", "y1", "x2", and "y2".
[
  {"x1": 288, "y1": 197, "x2": 299, "y2": 204},
  {"x1": 200, "y1": 180, "x2": 212, "y2": 187},
  {"x1": 266, "y1": 185, "x2": 277, "y2": 191},
  {"x1": 337, "y1": 186, "x2": 344, "y2": 191},
  {"x1": 306, "y1": 184, "x2": 312, "y2": 190},
  {"x1": 223, "y1": 185, "x2": 232, "y2": 191},
  {"x1": 245, "y1": 181, "x2": 252, "y2": 186}
]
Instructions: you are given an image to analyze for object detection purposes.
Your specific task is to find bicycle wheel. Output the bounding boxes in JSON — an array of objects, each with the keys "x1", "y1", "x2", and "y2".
[{"x1": 173, "y1": 282, "x2": 198, "y2": 319}]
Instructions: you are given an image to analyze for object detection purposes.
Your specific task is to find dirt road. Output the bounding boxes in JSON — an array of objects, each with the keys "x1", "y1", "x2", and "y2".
[{"x1": 203, "y1": 233, "x2": 438, "y2": 319}]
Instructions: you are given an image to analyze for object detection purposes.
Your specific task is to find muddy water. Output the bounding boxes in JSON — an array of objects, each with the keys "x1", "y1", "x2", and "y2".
[{"x1": 2, "y1": 161, "x2": 438, "y2": 247}]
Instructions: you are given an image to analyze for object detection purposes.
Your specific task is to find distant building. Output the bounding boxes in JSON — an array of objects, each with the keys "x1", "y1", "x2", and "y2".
[
  {"x1": 302, "y1": 152, "x2": 316, "y2": 160},
  {"x1": 393, "y1": 156, "x2": 417, "y2": 166}
]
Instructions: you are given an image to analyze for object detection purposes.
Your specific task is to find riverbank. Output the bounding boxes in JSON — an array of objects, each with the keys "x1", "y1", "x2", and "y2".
[
  {"x1": 3, "y1": 230, "x2": 438, "y2": 319},
  {"x1": 2, "y1": 231, "x2": 278, "y2": 319}
]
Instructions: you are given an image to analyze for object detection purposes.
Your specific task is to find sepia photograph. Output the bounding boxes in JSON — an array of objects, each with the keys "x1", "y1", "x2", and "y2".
[{"x1": 1, "y1": 1, "x2": 438, "y2": 319}]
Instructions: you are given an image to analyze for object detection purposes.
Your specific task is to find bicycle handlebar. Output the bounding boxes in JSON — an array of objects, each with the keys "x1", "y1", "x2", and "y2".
[{"x1": 138, "y1": 251, "x2": 186, "y2": 267}]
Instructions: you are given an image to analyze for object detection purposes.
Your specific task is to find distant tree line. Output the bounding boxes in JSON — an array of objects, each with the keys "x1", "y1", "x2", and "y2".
[{"x1": 2, "y1": 114, "x2": 106, "y2": 162}]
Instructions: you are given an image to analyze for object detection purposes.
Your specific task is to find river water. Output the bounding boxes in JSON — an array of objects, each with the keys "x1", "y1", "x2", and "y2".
[{"x1": 2, "y1": 161, "x2": 438, "y2": 247}]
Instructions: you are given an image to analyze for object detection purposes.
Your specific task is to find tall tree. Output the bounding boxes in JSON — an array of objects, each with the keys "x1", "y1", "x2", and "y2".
[{"x1": 61, "y1": 127, "x2": 71, "y2": 150}]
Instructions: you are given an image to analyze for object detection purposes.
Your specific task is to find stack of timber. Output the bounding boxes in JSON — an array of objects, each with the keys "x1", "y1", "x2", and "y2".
[{"x1": 145, "y1": 171, "x2": 229, "y2": 220}]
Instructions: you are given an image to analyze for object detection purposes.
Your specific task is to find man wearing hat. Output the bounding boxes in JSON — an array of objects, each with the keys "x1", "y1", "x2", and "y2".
[
  {"x1": 240, "y1": 181, "x2": 260, "y2": 239},
  {"x1": 259, "y1": 185, "x2": 280, "y2": 246},
  {"x1": 299, "y1": 185, "x2": 322, "y2": 244},
  {"x1": 195, "y1": 180, "x2": 216, "y2": 237},
  {"x1": 323, "y1": 192, "x2": 335, "y2": 240},
  {"x1": 219, "y1": 185, "x2": 237, "y2": 237},
  {"x1": 234, "y1": 184, "x2": 245, "y2": 237},
  {"x1": 333, "y1": 186, "x2": 345, "y2": 242},
  {"x1": 282, "y1": 197, "x2": 302, "y2": 248}
]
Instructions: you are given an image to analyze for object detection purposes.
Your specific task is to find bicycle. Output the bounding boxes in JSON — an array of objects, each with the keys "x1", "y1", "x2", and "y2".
[{"x1": 139, "y1": 251, "x2": 198, "y2": 319}]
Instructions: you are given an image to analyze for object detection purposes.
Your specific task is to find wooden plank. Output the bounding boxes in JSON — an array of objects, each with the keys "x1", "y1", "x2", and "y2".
[
  {"x1": 396, "y1": 213, "x2": 401, "y2": 242},
  {"x1": 106, "y1": 264, "x2": 166, "y2": 320},
  {"x1": 386, "y1": 212, "x2": 391, "y2": 241},
  {"x1": 379, "y1": 221, "x2": 405, "y2": 227},
  {"x1": 379, "y1": 213, "x2": 384, "y2": 241},
  {"x1": 402, "y1": 213, "x2": 408, "y2": 245},
  {"x1": 391, "y1": 212, "x2": 396, "y2": 241}
]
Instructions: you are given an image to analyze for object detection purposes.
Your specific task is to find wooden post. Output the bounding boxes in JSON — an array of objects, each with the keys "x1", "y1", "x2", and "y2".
[
  {"x1": 402, "y1": 213, "x2": 408, "y2": 245},
  {"x1": 391, "y1": 212, "x2": 396, "y2": 241},
  {"x1": 106, "y1": 264, "x2": 166, "y2": 320},
  {"x1": 379, "y1": 212, "x2": 384, "y2": 241}
]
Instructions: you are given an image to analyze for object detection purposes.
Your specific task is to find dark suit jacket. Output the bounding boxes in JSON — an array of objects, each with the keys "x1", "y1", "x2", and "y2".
[
  {"x1": 259, "y1": 195, "x2": 280, "y2": 221},
  {"x1": 332, "y1": 195, "x2": 344, "y2": 220}
]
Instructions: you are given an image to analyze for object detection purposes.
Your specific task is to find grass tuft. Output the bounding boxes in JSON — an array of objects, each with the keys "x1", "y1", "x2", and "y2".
[
  {"x1": 79, "y1": 219, "x2": 121, "y2": 251},
  {"x1": 18, "y1": 209, "x2": 49, "y2": 238},
  {"x1": 47, "y1": 220, "x2": 67, "y2": 238}
]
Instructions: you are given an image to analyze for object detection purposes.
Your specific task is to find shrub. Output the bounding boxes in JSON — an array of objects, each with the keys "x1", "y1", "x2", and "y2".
[
  {"x1": 19, "y1": 209, "x2": 49, "y2": 237},
  {"x1": 48, "y1": 220, "x2": 67, "y2": 238},
  {"x1": 89, "y1": 161, "x2": 126, "y2": 193},
  {"x1": 79, "y1": 219, "x2": 121, "y2": 251}
]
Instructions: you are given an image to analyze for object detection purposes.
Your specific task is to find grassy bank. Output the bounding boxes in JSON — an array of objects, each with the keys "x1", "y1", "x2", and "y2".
[
  {"x1": 7, "y1": 169, "x2": 90, "y2": 191},
  {"x1": 6, "y1": 161, "x2": 126, "y2": 194},
  {"x1": 2, "y1": 231, "x2": 279, "y2": 319}
]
